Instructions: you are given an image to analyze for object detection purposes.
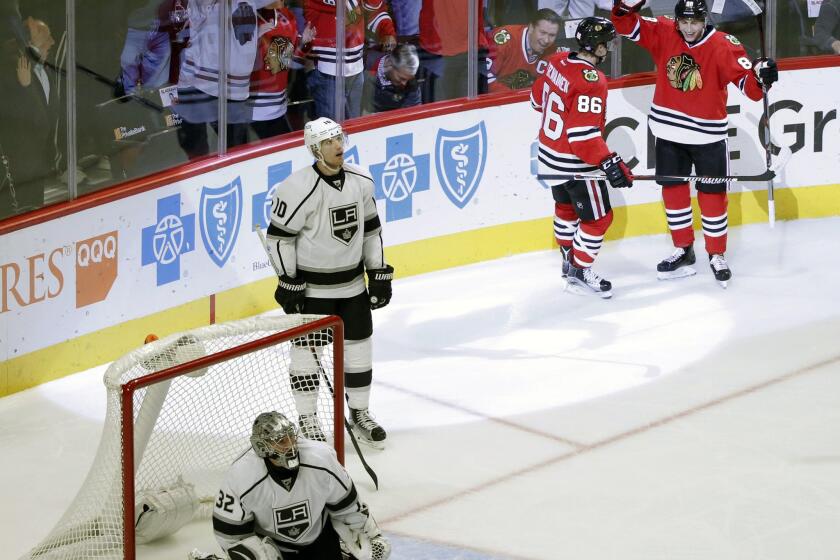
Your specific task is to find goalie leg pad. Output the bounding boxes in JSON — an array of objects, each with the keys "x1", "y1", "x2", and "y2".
[{"x1": 135, "y1": 481, "x2": 198, "y2": 543}]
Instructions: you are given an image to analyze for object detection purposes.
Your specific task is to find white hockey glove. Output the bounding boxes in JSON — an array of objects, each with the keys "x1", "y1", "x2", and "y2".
[
  {"x1": 225, "y1": 535, "x2": 283, "y2": 560},
  {"x1": 333, "y1": 503, "x2": 391, "y2": 560},
  {"x1": 134, "y1": 481, "x2": 198, "y2": 543}
]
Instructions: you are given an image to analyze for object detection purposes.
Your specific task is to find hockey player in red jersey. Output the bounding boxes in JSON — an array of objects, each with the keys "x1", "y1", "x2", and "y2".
[
  {"x1": 487, "y1": 9, "x2": 562, "y2": 93},
  {"x1": 611, "y1": 0, "x2": 778, "y2": 286},
  {"x1": 531, "y1": 17, "x2": 633, "y2": 299}
]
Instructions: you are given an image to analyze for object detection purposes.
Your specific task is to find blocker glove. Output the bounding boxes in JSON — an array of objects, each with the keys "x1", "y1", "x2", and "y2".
[
  {"x1": 752, "y1": 57, "x2": 778, "y2": 89},
  {"x1": 613, "y1": 0, "x2": 646, "y2": 16},
  {"x1": 599, "y1": 153, "x2": 634, "y2": 189},
  {"x1": 367, "y1": 265, "x2": 394, "y2": 310},
  {"x1": 274, "y1": 275, "x2": 306, "y2": 314}
]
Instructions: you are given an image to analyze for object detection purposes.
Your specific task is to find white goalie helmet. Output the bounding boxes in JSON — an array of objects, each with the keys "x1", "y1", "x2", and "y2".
[
  {"x1": 304, "y1": 117, "x2": 345, "y2": 160},
  {"x1": 250, "y1": 411, "x2": 300, "y2": 470}
]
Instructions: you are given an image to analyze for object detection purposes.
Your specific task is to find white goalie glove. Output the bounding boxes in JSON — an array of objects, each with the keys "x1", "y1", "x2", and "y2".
[
  {"x1": 135, "y1": 481, "x2": 198, "y2": 543},
  {"x1": 188, "y1": 536, "x2": 283, "y2": 560},
  {"x1": 333, "y1": 503, "x2": 391, "y2": 560}
]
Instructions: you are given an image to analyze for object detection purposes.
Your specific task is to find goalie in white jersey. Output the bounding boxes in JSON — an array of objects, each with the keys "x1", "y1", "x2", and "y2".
[
  {"x1": 209, "y1": 411, "x2": 390, "y2": 560},
  {"x1": 265, "y1": 117, "x2": 393, "y2": 448}
]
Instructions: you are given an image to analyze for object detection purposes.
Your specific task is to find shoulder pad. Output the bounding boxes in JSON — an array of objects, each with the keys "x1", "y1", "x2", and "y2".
[
  {"x1": 724, "y1": 34, "x2": 741, "y2": 45},
  {"x1": 494, "y1": 29, "x2": 512, "y2": 45},
  {"x1": 582, "y1": 68, "x2": 600, "y2": 82},
  {"x1": 663, "y1": 14, "x2": 675, "y2": 20},
  {"x1": 642, "y1": 16, "x2": 658, "y2": 22}
]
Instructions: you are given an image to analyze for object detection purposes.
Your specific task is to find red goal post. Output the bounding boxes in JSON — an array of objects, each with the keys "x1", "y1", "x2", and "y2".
[{"x1": 24, "y1": 314, "x2": 344, "y2": 560}]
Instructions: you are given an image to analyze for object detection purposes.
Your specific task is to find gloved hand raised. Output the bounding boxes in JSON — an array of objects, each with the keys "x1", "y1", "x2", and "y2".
[{"x1": 613, "y1": 0, "x2": 646, "y2": 16}]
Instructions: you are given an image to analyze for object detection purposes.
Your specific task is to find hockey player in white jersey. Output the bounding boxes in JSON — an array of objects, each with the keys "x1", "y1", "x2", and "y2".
[
  {"x1": 205, "y1": 411, "x2": 390, "y2": 560},
  {"x1": 265, "y1": 117, "x2": 393, "y2": 448}
]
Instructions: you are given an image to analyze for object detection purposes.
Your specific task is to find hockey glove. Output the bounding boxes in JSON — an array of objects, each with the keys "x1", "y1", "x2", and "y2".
[
  {"x1": 752, "y1": 57, "x2": 778, "y2": 89},
  {"x1": 613, "y1": 0, "x2": 646, "y2": 16},
  {"x1": 599, "y1": 153, "x2": 633, "y2": 189},
  {"x1": 367, "y1": 265, "x2": 394, "y2": 310},
  {"x1": 274, "y1": 275, "x2": 306, "y2": 314}
]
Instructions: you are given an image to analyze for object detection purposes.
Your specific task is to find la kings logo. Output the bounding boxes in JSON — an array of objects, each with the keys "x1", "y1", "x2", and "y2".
[
  {"x1": 330, "y1": 203, "x2": 359, "y2": 245},
  {"x1": 273, "y1": 500, "x2": 311, "y2": 541}
]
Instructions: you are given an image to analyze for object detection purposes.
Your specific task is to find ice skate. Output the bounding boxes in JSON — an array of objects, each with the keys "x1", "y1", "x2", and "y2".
[
  {"x1": 656, "y1": 245, "x2": 697, "y2": 280},
  {"x1": 298, "y1": 413, "x2": 327, "y2": 442},
  {"x1": 708, "y1": 253, "x2": 731, "y2": 288},
  {"x1": 560, "y1": 245, "x2": 572, "y2": 278},
  {"x1": 349, "y1": 408, "x2": 386, "y2": 449},
  {"x1": 566, "y1": 262, "x2": 612, "y2": 299}
]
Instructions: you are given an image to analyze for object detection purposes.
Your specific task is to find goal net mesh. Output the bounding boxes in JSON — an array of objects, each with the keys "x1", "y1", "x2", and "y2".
[{"x1": 23, "y1": 314, "x2": 342, "y2": 560}]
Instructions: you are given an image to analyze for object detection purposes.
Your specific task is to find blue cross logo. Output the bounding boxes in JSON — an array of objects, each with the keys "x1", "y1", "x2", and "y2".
[
  {"x1": 370, "y1": 134, "x2": 430, "y2": 222},
  {"x1": 142, "y1": 194, "x2": 195, "y2": 286},
  {"x1": 252, "y1": 161, "x2": 292, "y2": 230}
]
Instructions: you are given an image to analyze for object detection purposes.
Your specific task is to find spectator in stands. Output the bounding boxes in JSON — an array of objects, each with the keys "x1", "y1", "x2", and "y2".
[
  {"x1": 417, "y1": 0, "x2": 490, "y2": 103},
  {"x1": 362, "y1": 42, "x2": 421, "y2": 113},
  {"x1": 304, "y1": 0, "x2": 396, "y2": 121},
  {"x1": 248, "y1": 0, "x2": 315, "y2": 140},
  {"x1": 174, "y1": 0, "x2": 272, "y2": 159},
  {"x1": 118, "y1": 0, "x2": 173, "y2": 95},
  {"x1": 814, "y1": 0, "x2": 840, "y2": 54},
  {"x1": 487, "y1": 8, "x2": 562, "y2": 93},
  {"x1": 539, "y1": 0, "x2": 613, "y2": 19},
  {"x1": 0, "y1": 15, "x2": 57, "y2": 217},
  {"x1": 391, "y1": 0, "x2": 421, "y2": 43}
]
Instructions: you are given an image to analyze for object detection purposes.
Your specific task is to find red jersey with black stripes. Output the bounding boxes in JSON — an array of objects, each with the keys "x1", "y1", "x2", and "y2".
[
  {"x1": 530, "y1": 51, "x2": 612, "y2": 178},
  {"x1": 487, "y1": 24, "x2": 558, "y2": 93},
  {"x1": 611, "y1": 12, "x2": 764, "y2": 145}
]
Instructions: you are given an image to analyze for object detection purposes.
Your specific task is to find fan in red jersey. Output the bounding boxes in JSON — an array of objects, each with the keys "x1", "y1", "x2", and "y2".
[
  {"x1": 531, "y1": 17, "x2": 633, "y2": 299},
  {"x1": 487, "y1": 8, "x2": 563, "y2": 93},
  {"x1": 611, "y1": 0, "x2": 778, "y2": 287}
]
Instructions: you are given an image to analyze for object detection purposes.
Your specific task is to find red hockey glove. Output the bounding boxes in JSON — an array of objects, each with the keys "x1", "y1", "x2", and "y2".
[
  {"x1": 613, "y1": 0, "x2": 646, "y2": 16},
  {"x1": 599, "y1": 153, "x2": 633, "y2": 189}
]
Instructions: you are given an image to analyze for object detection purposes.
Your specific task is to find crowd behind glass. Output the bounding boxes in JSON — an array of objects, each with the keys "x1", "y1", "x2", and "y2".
[{"x1": 0, "y1": 0, "x2": 837, "y2": 220}]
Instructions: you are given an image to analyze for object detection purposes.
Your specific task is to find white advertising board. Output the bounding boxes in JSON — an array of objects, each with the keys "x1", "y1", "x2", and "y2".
[{"x1": 1, "y1": 66, "x2": 837, "y2": 360}]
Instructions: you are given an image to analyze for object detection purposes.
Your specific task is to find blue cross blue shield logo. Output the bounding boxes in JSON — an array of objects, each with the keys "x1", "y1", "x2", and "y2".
[
  {"x1": 370, "y1": 134, "x2": 430, "y2": 222},
  {"x1": 200, "y1": 178, "x2": 243, "y2": 268},
  {"x1": 435, "y1": 122, "x2": 488, "y2": 209},
  {"x1": 141, "y1": 194, "x2": 195, "y2": 286}
]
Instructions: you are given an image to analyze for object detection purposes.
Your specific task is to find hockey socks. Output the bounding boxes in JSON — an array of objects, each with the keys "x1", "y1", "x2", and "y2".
[
  {"x1": 662, "y1": 184, "x2": 694, "y2": 248},
  {"x1": 698, "y1": 191, "x2": 728, "y2": 256}
]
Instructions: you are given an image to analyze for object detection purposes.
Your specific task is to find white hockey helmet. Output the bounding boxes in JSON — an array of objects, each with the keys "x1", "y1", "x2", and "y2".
[
  {"x1": 304, "y1": 117, "x2": 345, "y2": 160},
  {"x1": 250, "y1": 411, "x2": 300, "y2": 470}
]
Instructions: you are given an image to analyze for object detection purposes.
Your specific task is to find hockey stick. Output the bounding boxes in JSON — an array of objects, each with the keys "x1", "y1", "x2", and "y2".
[
  {"x1": 255, "y1": 225, "x2": 380, "y2": 489},
  {"x1": 537, "y1": 170, "x2": 776, "y2": 183},
  {"x1": 309, "y1": 346, "x2": 379, "y2": 490}
]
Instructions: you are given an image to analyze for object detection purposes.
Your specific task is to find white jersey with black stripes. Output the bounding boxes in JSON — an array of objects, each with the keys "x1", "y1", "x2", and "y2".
[
  {"x1": 212, "y1": 440, "x2": 360, "y2": 555},
  {"x1": 265, "y1": 162, "x2": 386, "y2": 299}
]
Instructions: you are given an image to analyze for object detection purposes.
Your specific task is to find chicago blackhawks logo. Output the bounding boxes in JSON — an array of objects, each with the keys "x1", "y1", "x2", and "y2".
[
  {"x1": 500, "y1": 69, "x2": 536, "y2": 89},
  {"x1": 666, "y1": 53, "x2": 703, "y2": 92},
  {"x1": 725, "y1": 34, "x2": 741, "y2": 45},
  {"x1": 583, "y1": 69, "x2": 599, "y2": 82},
  {"x1": 264, "y1": 36, "x2": 294, "y2": 74},
  {"x1": 494, "y1": 29, "x2": 511, "y2": 44}
]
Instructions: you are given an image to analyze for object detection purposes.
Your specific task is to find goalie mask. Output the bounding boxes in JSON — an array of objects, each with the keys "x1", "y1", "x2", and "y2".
[
  {"x1": 304, "y1": 117, "x2": 346, "y2": 161},
  {"x1": 575, "y1": 17, "x2": 616, "y2": 65},
  {"x1": 251, "y1": 411, "x2": 300, "y2": 470}
]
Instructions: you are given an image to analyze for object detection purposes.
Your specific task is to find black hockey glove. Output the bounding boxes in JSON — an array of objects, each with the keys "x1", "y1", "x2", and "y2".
[
  {"x1": 274, "y1": 275, "x2": 306, "y2": 314},
  {"x1": 613, "y1": 0, "x2": 646, "y2": 16},
  {"x1": 599, "y1": 153, "x2": 633, "y2": 189},
  {"x1": 367, "y1": 265, "x2": 394, "y2": 310},
  {"x1": 752, "y1": 57, "x2": 778, "y2": 89}
]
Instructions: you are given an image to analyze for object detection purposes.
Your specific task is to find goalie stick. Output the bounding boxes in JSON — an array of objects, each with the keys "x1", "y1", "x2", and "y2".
[{"x1": 255, "y1": 224, "x2": 380, "y2": 490}]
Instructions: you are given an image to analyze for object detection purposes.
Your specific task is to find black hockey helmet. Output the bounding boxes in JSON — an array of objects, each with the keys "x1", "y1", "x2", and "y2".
[
  {"x1": 575, "y1": 17, "x2": 616, "y2": 54},
  {"x1": 674, "y1": 0, "x2": 708, "y2": 19}
]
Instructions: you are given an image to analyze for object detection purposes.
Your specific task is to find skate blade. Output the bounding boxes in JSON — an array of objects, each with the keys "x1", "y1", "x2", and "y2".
[
  {"x1": 657, "y1": 267, "x2": 697, "y2": 281},
  {"x1": 565, "y1": 279, "x2": 612, "y2": 299},
  {"x1": 717, "y1": 280, "x2": 728, "y2": 289},
  {"x1": 351, "y1": 426, "x2": 386, "y2": 450}
]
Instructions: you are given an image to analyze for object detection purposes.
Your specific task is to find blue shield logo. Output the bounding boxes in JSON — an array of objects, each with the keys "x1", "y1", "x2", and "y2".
[
  {"x1": 200, "y1": 178, "x2": 243, "y2": 268},
  {"x1": 435, "y1": 122, "x2": 488, "y2": 209}
]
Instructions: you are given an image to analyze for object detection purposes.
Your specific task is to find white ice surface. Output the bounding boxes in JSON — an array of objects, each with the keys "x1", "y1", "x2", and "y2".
[{"x1": 3, "y1": 217, "x2": 840, "y2": 560}]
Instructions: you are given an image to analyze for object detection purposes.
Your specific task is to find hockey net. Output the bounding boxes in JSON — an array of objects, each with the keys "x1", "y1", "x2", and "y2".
[{"x1": 23, "y1": 314, "x2": 344, "y2": 560}]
